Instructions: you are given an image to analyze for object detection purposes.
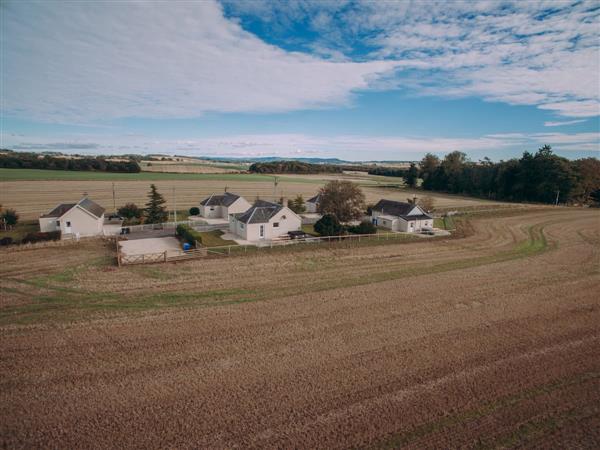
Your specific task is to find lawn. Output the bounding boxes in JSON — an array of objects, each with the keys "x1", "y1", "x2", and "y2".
[
  {"x1": 0, "y1": 220, "x2": 38, "y2": 242},
  {"x1": 434, "y1": 216, "x2": 455, "y2": 230},
  {"x1": 198, "y1": 230, "x2": 237, "y2": 247},
  {"x1": 301, "y1": 224, "x2": 319, "y2": 236}
]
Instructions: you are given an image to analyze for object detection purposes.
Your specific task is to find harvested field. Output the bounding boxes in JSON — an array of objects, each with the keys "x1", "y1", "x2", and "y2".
[
  {"x1": 1, "y1": 170, "x2": 511, "y2": 219},
  {"x1": 1, "y1": 208, "x2": 599, "y2": 448}
]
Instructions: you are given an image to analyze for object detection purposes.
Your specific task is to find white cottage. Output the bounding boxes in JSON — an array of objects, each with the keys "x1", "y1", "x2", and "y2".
[
  {"x1": 39, "y1": 197, "x2": 106, "y2": 238},
  {"x1": 198, "y1": 192, "x2": 251, "y2": 220},
  {"x1": 229, "y1": 200, "x2": 302, "y2": 241},
  {"x1": 371, "y1": 199, "x2": 433, "y2": 232},
  {"x1": 305, "y1": 193, "x2": 322, "y2": 213}
]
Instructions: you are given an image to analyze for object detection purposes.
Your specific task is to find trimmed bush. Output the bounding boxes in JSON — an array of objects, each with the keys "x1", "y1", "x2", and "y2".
[
  {"x1": 0, "y1": 236, "x2": 13, "y2": 246},
  {"x1": 176, "y1": 224, "x2": 202, "y2": 248},
  {"x1": 189, "y1": 207, "x2": 200, "y2": 216},
  {"x1": 347, "y1": 220, "x2": 376, "y2": 235},
  {"x1": 314, "y1": 214, "x2": 343, "y2": 237},
  {"x1": 21, "y1": 231, "x2": 61, "y2": 244}
]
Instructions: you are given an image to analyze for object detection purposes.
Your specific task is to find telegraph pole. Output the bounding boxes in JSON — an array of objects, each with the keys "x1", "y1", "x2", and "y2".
[
  {"x1": 112, "y1": 182, "x2": 116, "y2": 215},
  {"x1": 173, "y1": 187, "x2": 177, "y2": 223},
  {"x1": 555, "y1": 190, "x2": 560, "y2": 206}
]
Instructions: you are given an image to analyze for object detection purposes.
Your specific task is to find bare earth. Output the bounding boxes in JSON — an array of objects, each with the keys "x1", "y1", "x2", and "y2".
[{"x1": 1, "y1": 208, "x2": 599, "y2": 448}]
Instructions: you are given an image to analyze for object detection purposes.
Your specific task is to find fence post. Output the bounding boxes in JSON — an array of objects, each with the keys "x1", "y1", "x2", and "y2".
[
  {"x1": 228, "y1": 246, "x2": 231, "y2": 255},
  {"x1": 164, "y1": 251, "x2": 167, "y2": 262}
]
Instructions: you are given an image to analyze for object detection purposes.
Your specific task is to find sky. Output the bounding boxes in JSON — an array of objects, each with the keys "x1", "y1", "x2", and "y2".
[{"x1": 1, "y1": 0, "x2": 599, "y2": 161}]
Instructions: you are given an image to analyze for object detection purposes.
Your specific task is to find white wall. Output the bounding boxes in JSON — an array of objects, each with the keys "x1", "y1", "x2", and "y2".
[
  {"x1": 199, "y1": 204, "x2": 223, "y2": 219},
  {"x1": 39, "y1": 217, "x2": 59, "y2": 233},
  {"x1": 225, "y1": 198, "x2": 251, "y2": 217},
  {"x1": 229, "y1": 207, "x2": 301, "y2": 241},
  {"x1": 60, "y1": 207, "x2": 103, "y2": 237}
]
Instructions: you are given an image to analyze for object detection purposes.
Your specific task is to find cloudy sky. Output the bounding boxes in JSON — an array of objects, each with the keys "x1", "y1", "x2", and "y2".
[{"x1": 2, "y1": 0, "x2": 599, "y2": 160}]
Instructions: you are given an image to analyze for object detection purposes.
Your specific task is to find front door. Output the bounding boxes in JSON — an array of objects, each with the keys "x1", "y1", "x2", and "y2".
[
  {"x1": 65, "y1": 221, "x2": 72, "y2": 234},
  {"x1": 259, "y1": 224, "x2": 265, "y2": 239}
]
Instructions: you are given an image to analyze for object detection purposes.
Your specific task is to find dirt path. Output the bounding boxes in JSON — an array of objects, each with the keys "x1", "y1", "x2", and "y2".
[{"x1": 1, "y1": 209, "x2": 599, "y2": 448}]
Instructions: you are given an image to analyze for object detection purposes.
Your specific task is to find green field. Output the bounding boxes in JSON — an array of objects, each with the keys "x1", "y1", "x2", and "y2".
[{"x1": 0, "y1": 168, "x2": 282, "y2": 182}]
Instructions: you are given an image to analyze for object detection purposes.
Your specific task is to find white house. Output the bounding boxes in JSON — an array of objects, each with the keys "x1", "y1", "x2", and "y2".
[
  {"x1": 229, "y1": 200, "x2": 302, "y2": 241},
  {"x1": 305, "y1": 193, "x2": 321, "y2": 213},
  {"x1": 198, "y1": 192, "x2": 251, "y2": 219},
  {"x1": 39, "y1": 197, "x2": 106, "y2": 238},
  {"x1": 371, "y1": 199, "x2": 433, "y2": 232}
]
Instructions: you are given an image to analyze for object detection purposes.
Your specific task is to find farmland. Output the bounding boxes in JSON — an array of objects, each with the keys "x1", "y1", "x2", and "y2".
[
  {"x1": 0, "y1": 168, "x2": 509, "y2": 219},
  {"x1": 1, "y1": 207, "x2": 599, "y2": 448}
]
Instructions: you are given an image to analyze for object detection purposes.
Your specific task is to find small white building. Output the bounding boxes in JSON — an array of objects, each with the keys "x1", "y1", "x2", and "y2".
[
  {"x1": 371, "y1": 199, "x2": 433, "y2": 232},
  {"x1": 229, "y1": 200, "x2": 302, "y2": 241},
  {"x1": 198, "y1": 192, "x2": 251, "y2": 219},
  {"x1": 39, "y1": 197, "x2": 106, "y2": 238},
  {"x1": 305, "y1": 193, "x2": 321, "y2": 213}
]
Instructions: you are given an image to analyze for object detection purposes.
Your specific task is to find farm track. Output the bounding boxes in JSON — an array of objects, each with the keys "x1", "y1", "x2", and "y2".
[{"x1": 0, "y1": 208, "x2": 599, "y2": 448}]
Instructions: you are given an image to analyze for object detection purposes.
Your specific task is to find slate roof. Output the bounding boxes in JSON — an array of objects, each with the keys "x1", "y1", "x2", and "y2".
[
  {"x1": 307, "y1": 193, "x2": 321, "y2": 204},
  {"x1": 40, "y1": 197, "x2": 105, "y2": 219},
  {"x1": 78, "y1": 197, "x2": 105, "y2": 218},
  {"x1": 372, "y1": 199, "x2": 432, "y2": 220},
  {"x1": 41, "y1": 203, "x2": 77, "y2": 218},
  {"x1": 233, "y1": 200, "x2": 283, "y2": 224},
  {"x1": 200, "y1": 192, "x2": 241, "y2": 207}
]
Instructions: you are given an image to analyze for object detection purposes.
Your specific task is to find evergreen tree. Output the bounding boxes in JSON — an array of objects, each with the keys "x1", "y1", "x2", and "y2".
[
  {"x1": 405, "y1": 163, "x2": 419, "y2": 188},
  {"x1": 144, "y1": 184, "x2": 168, "y2": 224}
]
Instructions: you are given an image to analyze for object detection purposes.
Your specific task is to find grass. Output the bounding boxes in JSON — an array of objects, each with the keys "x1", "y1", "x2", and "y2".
[
  {"x1": 434, "y1": 216, "x2": 455, "y2": 230},
  {"x1": 198, "y1": 230, "x2": 237, "y2": 247},
  {"x1": 301, "y1": 224, "x2": 319, "y2": 236},
  {"x1": 0, "y1": 220, "x2": 38, "y2": 242},
  {"x1": 0, "y1": 168, "x2": 317, "y2": 183}
]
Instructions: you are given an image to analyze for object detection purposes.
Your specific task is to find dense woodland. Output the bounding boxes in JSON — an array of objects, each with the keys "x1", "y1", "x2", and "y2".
[
  {"x1": 0, "y1": 151, "x2": 141, "y2": 173},
  {"x1": 249, "y1": 161, "x2": 344, "y2": 174},
  {"x1": 419, "y1": 146, "x2": 600, "y2": 205}
]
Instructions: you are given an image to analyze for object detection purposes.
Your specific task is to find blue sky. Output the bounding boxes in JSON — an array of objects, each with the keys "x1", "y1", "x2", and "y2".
[{"x1": 2, "y1": 0, "x2": 599, "y2": 161}]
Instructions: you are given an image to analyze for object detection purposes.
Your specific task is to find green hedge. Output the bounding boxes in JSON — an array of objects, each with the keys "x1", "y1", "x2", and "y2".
[{"x1": 176, "y1": 224, "x2": 202, "y2": 248}]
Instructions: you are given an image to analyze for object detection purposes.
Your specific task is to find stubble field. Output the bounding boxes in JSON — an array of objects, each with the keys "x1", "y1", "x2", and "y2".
[
  {"x1": 0, "y1": 169, "x2": 507, "y2": 219},
  {"x1": 1, "y1": 207, "x2": 599, "y2": 448}
]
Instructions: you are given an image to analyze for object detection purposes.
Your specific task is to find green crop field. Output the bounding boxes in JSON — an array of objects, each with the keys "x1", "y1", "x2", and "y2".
[{"x1": 0, "y1": 168, "x2": 279, "y2": 182}]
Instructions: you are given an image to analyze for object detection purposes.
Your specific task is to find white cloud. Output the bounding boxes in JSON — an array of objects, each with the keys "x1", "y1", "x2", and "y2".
[
  {"x1": 544, "y1": 119, "x2": 587, "y2": 127},
  {"x1": 2, "y1": 0, "x2": 396, "y2": 122},
  {"x1": 224, "y1": 0, "x2": 600, "y2": 118}
]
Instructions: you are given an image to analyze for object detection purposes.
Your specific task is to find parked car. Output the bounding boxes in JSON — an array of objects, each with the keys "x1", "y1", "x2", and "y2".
[{"x1": 288, "y1": 230, "x2": 311, "y2": 240}]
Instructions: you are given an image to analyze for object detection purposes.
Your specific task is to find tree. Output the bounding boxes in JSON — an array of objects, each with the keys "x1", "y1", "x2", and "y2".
[
  {"x1": 347, "y1": 220, "x2": 376, "y2": 235},
  {"x1": 317, "y1": 180, "x2": 366, "y2": 222},
  {"x1": 314, "y1": 214, "x2": 343, "y2": 236},
  {"x1": 1, "y1": 208, "x2": 19, "y2": 230},
  {"x1": 573, "y1": 158, "x2": 600, "y2": 203},
  {"x1": 144, "y1": 184, "x2": 168, "y2": 224},
  {"x1": 189, "y1": 206, "x2": 200, "y2": 216},
  {"x1": 118, "y1": 203, "x2": 143, "y2": 220},
  {"x1": 287, "y1": 195, "x2": 306, "y2": 214},
  {"x1": 420, "y1": 153, "x2": 440, "y2": 189},
  {"x1": 405, "y1": 163, "x2": 419, "y2": 188},
  {"x1": 418, "y1": 196, "x2": 435, "y2": 212}
]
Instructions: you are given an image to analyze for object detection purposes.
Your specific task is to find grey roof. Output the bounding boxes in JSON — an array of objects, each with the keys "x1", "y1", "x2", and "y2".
[
  {"x1": 233, "y1": 200, "x2": 283, "y2": 224},
  {"x1": 372, "y1": 199, "x2": 432, "y2": 220},
  {"x1": 41, "y1": 203, "x2": 77, "y2": 218},
  {"x1": 78, "y1": 197, "x2": 105, "y2": 218},
  {"x1": 200, "y1": 192, "x2": 241, "y2": 207},
  {"x1": 40, "y1": 197, "x2": 105, "y2": 219},
  {"x1": 307, "y1": 193, "x2": 321, "y2": 204}
]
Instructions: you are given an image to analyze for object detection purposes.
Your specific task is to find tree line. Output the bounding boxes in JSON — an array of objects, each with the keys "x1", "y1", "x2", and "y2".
[
  {"x1": 249, "y1": 161, "x2": 344, "y2": 174},
  {"x1": 419, "y1": 146, "x2": 600, "y2": 205},
  {"x1": 0, "y1": 151, "x2": 141, "y2": 173}
]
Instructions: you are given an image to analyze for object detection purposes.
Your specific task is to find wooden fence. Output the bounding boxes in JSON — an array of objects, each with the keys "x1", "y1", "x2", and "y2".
[{"x1": 118, "y1": 251, "x2": 168, "y2": 266}]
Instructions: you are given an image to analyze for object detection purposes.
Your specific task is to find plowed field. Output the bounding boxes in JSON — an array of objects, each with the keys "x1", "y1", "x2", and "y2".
[{"x1": 1, "y1": 208, "x2": 599, "y2": 448}]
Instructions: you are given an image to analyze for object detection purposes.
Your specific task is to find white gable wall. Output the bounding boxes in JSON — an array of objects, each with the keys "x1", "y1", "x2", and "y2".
[{"x1": 59, "y1": 206, "x2": 103, "y2": 237}]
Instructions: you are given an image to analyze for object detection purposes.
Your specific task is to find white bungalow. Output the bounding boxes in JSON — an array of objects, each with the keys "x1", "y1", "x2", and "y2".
[
  {"x1": 305, "y1": 193, "x2": 321, "y2": 213},
  {"x1": 229, "y1": 200, "x2": 302, "y2": 241},
  {"x1": 371, "y1": 199, "x2": 433, "y2": 232},
  {"x1": 198, "y1": 192, "x2": 251, "y2": 219},
  {"x1": 39, "y1": 197, "x2": 106, "y2": 238}
]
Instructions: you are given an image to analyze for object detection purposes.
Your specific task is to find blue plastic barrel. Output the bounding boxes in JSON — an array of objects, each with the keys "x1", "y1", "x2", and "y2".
[{"x1": 183, "y1": 242, "x2": 191, "y2": 251}]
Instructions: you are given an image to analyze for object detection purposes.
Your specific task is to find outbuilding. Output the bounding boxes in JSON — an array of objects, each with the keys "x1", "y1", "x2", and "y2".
[
  {"x1": 39, "y1": 197, "x2": 106, "y2": 238},
  {"x1": 198, "y1": 192, "x2": 251, "y2": 220}
]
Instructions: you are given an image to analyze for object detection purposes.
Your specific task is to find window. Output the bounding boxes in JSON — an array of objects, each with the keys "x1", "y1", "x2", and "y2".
[
  {"x1": 66, "y1": 221, "x2": 71, "y2": 227},
  {"x1": 210, "y1": 207, "x2": 215, "y2": 211},
  {"x1": 241, "y1": 223, "x2": 244, "y2": 229},
  {"x1": 281, "y1": 215, "x2": 286, "y2": 220},
  {"x1": 56, "y1": 221, "x2": 60, "y2": 226},
  {"x1": 273, "y1": 222, "x2": 279, "y2": 228}
]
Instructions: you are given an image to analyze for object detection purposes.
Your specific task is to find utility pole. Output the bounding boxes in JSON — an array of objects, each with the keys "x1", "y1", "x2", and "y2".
[
  {"x1": 273, "y1": 176, "x2": 279, "y2": 199},
  {"x1": 555, "y1": 190, "x2": 560, "y2": 206},
  {"x1": 173, "y1": 187, "x2": 177, "y2": 223},
  {"x1": 112, "y1": 182, "x2": 116, "y2": 215}
]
